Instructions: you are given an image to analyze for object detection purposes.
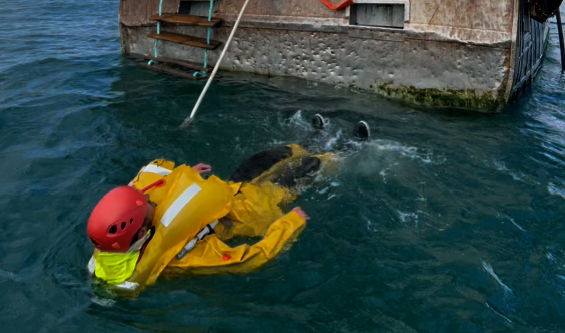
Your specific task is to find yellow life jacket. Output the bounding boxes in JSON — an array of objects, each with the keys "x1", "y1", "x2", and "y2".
[{"x1": 89, "y1": 159, "x2": 239, "y2": 295}]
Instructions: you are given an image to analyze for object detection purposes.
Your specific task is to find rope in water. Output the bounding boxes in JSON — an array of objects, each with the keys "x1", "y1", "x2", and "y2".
[{"x1": 180, "y1": 0, "x2": 253, "y2": 128}]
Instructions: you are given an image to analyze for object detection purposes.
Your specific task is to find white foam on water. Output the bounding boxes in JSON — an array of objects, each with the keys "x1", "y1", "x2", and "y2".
[
  {"x1": 487, "y1": 158, "x2": 540, "y2": 186},
  {"x1": 318, "y1": 186, "x2": 329, "y2": 194},
  {"x1": 548, "y1": 181, "x2": 565, "y2": 200},
  {"x1": 396, "y1": 210, "x2": 419, "y2": 227},
  {"x1": 494, "y1": 160, "x2": 508, "y2": 171},
  {"x1": 416, "y1": 195, "x2": 427, "y2": 202},
  {"x1": 90, "y1": 296, "x2": 116, "y2": 307},
  {"x1": 379, "y1": 168, "x2": 388, "y2": 183},
  {"x1": 546, "y1": 252, "x2": 558, "y2": 263},
  {"x1": 365, "y1": 216, "x2": 378, "y2": 233},
  {"x1": 481, "y1": 259, "x2": 513, "y2": 293},
  {"x1": 288, "y1": 110, "x2": 305, "y2": 125},
  {"x1": 497, "y1": 213, "x2": 526, "y2": 232},
  {"x1": 362, "y1": 139, "x2": 444, "y2": 167},
  {"x1": 322, "y1": 129, "x2": 343, "y2": 150}
]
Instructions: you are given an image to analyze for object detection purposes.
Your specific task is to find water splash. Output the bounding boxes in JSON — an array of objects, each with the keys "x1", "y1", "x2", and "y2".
[
  {"x1": 365, "y1": 215, "x2": 378, "y2": 232},
  {"x1": 318, "y1": 186, "x2": 329, "y2": 195},
  {"x1": 494, "y1": 160, "x2": 508, "y2": 171},
  {"x1": 288, "y1": 110, "x2": 306, "y2": 126},
  {"x1": 90, "y1": 296, "x2": 116, "y2": 307},
  {"x1": 366, "y1": 139, "x2": 443, "y2": 165},
  {"x1": 396, "y1": 210, "x2": 419, "y2": 227}
]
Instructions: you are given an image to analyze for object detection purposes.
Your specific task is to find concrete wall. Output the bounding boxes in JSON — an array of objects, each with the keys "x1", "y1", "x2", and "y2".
[
  {"x1": 409, "y1": 0, "x2": 513, "y2": 31},
  {"x1": 120, "y1": 0, "x2": 515, "y2": 39},
  {"x1": 119, "y1": 0, "x2": 521, "y2": 111}
]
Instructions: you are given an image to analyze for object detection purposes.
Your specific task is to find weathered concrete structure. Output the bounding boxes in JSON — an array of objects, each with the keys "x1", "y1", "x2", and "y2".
[{"x1": 119, "y1": 0, "x2": 554, "y2": 112}]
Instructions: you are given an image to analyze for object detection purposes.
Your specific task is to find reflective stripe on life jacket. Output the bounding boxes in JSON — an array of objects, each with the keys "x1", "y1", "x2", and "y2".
[{"x1": 141, "y1": 164, "x2": 172, "y2": 176}]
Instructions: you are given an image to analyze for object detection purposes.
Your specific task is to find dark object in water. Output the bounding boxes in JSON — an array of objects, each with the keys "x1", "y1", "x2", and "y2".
[
  {"x1": 532, "y1": 0, "x2": 564, "y2": 23},
  {"x1": 272, "y1": 156, "x2": 322, "y2": 188},
  {"x1": 557, "y1": 11, "x2": 565, "y2": 72},
  {"x1": 312, "y1": 114, "x2": 326, "y2": 129},
  {"x1": 229, "y1": 146, "x2": 293, "y2": 183},
  {"x1": 229, "y1": 146, "x2": 322, "y2": 188},
  {"x1": 353, "y1": 121, "x2": 371, "y2": 141}
]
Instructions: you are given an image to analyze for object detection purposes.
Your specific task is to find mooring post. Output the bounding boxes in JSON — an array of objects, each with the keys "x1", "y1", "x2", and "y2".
[{"x1": 556, "y1": 7, "x2": 565, "y2": 72}]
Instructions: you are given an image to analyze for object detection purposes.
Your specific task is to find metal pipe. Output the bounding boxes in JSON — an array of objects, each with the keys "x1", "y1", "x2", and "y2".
[{"x1": 556, "y1": 8, "x2": 565, "y2": 72}]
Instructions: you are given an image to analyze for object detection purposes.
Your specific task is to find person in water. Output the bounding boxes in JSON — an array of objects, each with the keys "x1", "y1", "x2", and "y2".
[{"x1": 86, "y1": 115, "x2": 370, "y2": 295}]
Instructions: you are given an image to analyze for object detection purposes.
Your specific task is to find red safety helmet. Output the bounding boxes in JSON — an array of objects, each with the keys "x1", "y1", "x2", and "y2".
[
  {"x1": 87, "y1": 179, "x2": 165, "y2": 253},
  {"x1": 87, "y1": 186, "x2": 148, "y2": 253}
]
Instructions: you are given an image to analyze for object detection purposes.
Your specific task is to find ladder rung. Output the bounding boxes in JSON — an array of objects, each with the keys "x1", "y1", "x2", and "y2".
[
  {"x1": 143, "y1": 56, "x2": 212, "y2": 73},
  {"x1": 150, "y1": 13, "x2": 222, "y2": 27},
  {"x1": 138, "y1": 62, "x2": 206, "y2": 80},
  {"x1": 147, "y1": 31, "x2": 221, "y2": 50}
]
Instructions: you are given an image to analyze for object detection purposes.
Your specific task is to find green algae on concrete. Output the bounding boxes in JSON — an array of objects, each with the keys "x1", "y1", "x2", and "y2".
[{"x1": 373, "y1": 83, "x2": 507, "y2": 113}]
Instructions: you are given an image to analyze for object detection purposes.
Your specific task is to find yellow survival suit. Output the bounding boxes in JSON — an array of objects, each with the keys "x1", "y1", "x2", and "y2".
[{"x1": 87, "y1": 144, "x2": 334, "y2": 296}]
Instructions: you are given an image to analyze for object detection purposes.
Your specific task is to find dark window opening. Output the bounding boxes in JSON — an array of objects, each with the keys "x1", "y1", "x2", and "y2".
[
  {"x1": 523, "y1": 0, "x2": 531, "y2": 33},
  {"x1": 350, "y1": 4, "x2": 405, "y2": 29},
  {"x1": 179, "y1": 0, "x2": 210, "y2": 16}
]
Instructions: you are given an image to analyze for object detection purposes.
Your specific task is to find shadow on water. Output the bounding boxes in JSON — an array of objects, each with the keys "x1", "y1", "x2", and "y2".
[{"x1": 2, "y1": 1, "x2": 565, "y2": 331}]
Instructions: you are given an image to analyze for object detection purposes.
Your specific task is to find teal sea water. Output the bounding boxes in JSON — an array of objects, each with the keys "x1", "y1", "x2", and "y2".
[{"x1": 2, "y1": 1, "x2": 565, "y2": 332}]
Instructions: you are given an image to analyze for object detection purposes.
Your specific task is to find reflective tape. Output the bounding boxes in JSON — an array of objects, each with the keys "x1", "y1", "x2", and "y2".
[
  {"x1": 142, "y1": 164, "x2": 172, "y2": 176},
  {"x1": 161, "y1": 184, "x2": 201, "y2": 227}
]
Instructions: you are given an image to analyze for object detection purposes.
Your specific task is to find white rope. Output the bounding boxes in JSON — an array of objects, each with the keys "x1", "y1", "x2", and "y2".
[{"x1": 180, "y1": 0, "x2": 253, "y2": 128}]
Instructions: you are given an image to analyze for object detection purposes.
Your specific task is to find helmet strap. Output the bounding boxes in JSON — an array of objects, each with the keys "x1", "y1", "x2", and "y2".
[{"x1": 127, "y1": 233, "x2": 151, "y2": 253}]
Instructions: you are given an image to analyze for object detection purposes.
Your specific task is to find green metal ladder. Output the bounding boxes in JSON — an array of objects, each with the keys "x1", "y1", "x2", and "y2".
[{"x1": 139, "y1": 0, "x2": 222, "y2": 79}]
